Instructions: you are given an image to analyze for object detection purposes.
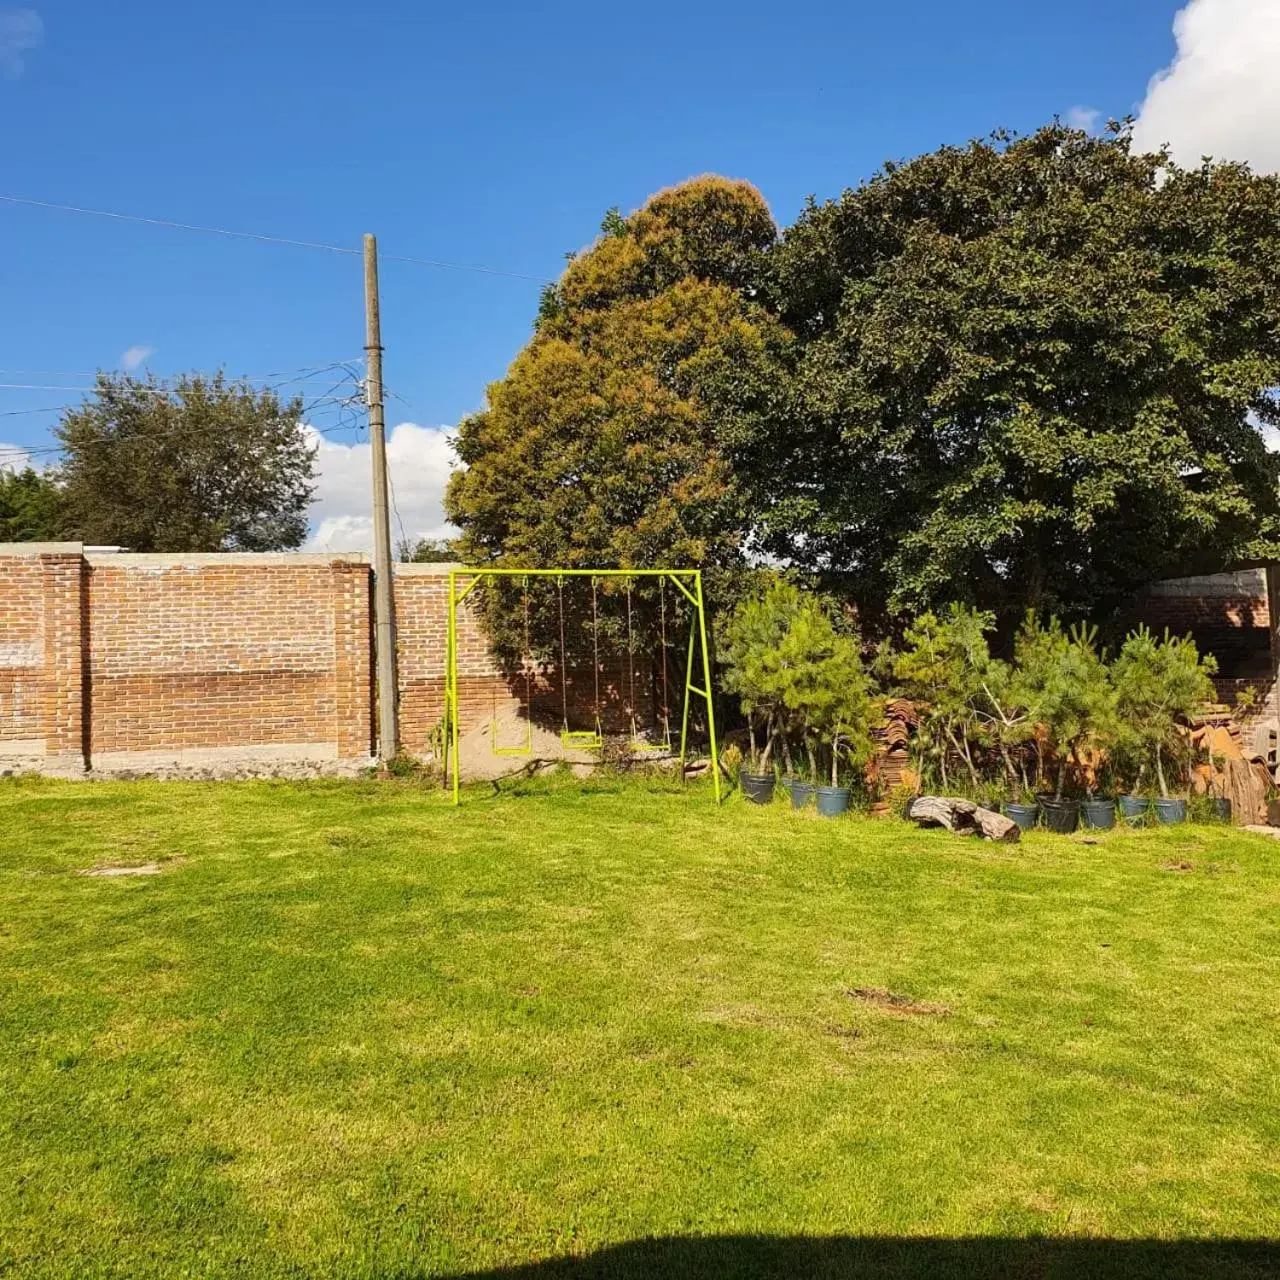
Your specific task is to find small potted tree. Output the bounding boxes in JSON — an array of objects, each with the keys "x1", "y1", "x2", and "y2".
[
  {"x1": 775, "y1": 594, "x2": 873, "y2": 816},
  {"x1": 720, "y1": 581, "x2": 799, "y2": 804},
  {"x1": 889, "y1": 604, "x2": 1000, "y2": 796},
  {"x1": 1113, "y1": 627, "x2": 1217, "y2": 825},
  {"x1": 1013, "y1": 617, "x2": 1114, "y2": 834}
]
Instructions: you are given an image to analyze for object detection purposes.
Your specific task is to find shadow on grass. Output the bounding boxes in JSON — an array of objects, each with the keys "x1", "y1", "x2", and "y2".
[{"x1": 441, "y1": 1234, "x2": 1279, "y2": 1279}]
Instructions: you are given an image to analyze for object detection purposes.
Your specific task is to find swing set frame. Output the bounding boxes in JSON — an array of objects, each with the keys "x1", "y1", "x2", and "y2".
[{"x1": 444, "y1": 568, "x2": 721, "y2": 806}]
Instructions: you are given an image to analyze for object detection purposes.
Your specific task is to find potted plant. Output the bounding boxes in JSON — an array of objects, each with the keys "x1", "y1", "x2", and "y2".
[
  {"x1": 1080, "y1": 758, "x2": 1118, "y2": 831},
  {"x1": 775, "y1": 593, "x2": 874, "y2": 818},
  {"x1": 1002, "y1": 787, "x2": 1040, "y2": 832},
  {"x1": 1112, "y1": 627, "x2": 1217, "y2": 827},
  {"x1": 1013, "y1": 617, "x2": 1115, "y2": 835},
  {"x1": 720, "y1": 581, "x2": 801, "y2": 805},
  {"x1": 889, "y1": 605, "x2": 995, "y2": 796}
]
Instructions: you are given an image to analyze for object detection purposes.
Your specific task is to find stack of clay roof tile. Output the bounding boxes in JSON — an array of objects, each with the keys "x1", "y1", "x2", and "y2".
[{"x1": 870, "y1": 698, "x2": 920, "y2": 793}]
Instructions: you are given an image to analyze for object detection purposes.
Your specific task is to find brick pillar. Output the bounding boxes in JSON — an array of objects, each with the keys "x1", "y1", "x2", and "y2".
[
  {"x1": 41, "y1": 552, "x2": 89, "y2": 768},
  {"x1": 332, "y1": 561, "x2": 374, "y2": 759}
]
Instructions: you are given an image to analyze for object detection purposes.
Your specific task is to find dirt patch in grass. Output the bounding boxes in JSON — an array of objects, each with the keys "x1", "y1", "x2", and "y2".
[
  {"x1": 1161, "y1": 860, "x2": 1195, "y2": 873},
  {"x1": 846, "y1": 987, "x2": 951, "y2": 1017},
  {"x1": 80, "y1": 862, "x2": 163, "y2": 877}
]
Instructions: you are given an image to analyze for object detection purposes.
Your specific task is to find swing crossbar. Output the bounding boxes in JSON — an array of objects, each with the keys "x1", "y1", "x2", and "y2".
[{"x1": 445, "y1": 568, "x2": 720, "y2": 806}]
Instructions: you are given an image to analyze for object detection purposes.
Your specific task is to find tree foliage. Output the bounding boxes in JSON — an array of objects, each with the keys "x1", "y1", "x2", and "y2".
[
  {"x1": 398, "y1": 536, "x2": 459, "y2": 563},
  {"x1": 0, "y1": 466, "x2": 65, "y2": 541},
  {"x1": 889, "y1": 604, "x2": 1006, "y2": 792},
  {"x1": 1112, "y1": 627, "x2": 1218, "y2": 797},
  {"x1": 767, "y1": 124, "x2": 1280, "y2": 622},
  {"x1": 56, "y1": 373, "x2": 315, "y2": 552},
  {"x1": 1012, "y1": 617, "x2": 1116, "y2": 798},
  {"x1": 719, "y1": 578, "x2": 800, "y2": 770},
  {"x1": 721, "y1": 579, "x2": 873, "y2": 783},
  {"x1": 447, "y1": 128, "x2": 1280, "y2": 634},
  {"x1": 446, "y1": 177, "x2": 790, "y2": 597}
]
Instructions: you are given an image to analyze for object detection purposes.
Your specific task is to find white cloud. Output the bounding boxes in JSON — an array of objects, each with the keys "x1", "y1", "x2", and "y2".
[
  {"x1": 1065, "y1": 105, "x2": 1101, "y2": 134},
  {"x1": 0, "y1": 441, "x2": 37, "y2": 473},
  {"x1": 120, "y1": 345, "x2": 155, "y2": 372},
  {"x1": 303, "y1": 422, "x2": 459, "y2": 553},
  {"x1": 1131, "y1": 0, "x2": 1280, "y2": 172},
  {"x1": 0, "y1": 7, "x2": 40, "y2": 78}
]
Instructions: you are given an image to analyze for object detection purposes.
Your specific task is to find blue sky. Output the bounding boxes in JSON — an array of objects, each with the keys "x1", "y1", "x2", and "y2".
[{"x1": 1, "y1": 0, "x2": 1275, "y2": 548}]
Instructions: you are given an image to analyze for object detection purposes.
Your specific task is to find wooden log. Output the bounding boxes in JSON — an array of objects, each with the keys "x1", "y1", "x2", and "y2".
[{"x1": 906, "y1": 795, "x2": 1021, "y2": 843}]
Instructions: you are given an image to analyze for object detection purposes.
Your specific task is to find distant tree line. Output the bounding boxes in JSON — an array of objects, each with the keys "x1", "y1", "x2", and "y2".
[{"x1": 446, "y1": 123, "x2": 1280, "y2": 633}]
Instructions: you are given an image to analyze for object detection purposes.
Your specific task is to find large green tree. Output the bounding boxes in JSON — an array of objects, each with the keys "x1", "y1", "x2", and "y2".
[
  {"x1": 57, "y1": 373, "x2": 316, "y2": 552},
  {"x1": 767, "y1": 124, "x2": 1280, "y2": 624},
  {"x1": 445, "y1": 177, "x2": 791, "y2": 584},
  {"x1": 0, "y1": 465, "x2": 65, "y2": 541}
]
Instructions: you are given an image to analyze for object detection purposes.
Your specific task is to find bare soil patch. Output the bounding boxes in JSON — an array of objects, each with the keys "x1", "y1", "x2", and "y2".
[
  {"x1": 846, "y1": 987, "x2": 951, "y2": 1017},
  {"x1": 81, "y1": 863, "x2": 163, "y2": 878}
]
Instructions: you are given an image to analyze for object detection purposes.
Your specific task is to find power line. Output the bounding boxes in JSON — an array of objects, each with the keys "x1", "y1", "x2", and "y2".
[
  {"x1": 0, "y1": 405, "x2": 366, "y2": 463},
  {"x1": 0, "y1": 405, "x2": 75, "y2": 417},
  {"x1": 0, "y1": 361, "x2": 361, "y2": 392},
  {"x1": 0, "y1": 194, "x2": 550, "y2": 282},
  {"x1": 0, "y1": 364, "x2": 369, "y2": 463}
]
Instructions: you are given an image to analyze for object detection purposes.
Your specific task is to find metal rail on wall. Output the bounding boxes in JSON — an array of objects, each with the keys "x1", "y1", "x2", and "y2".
[{"x1": 444, "y1": 568, "x2": 721, "y2": 806}]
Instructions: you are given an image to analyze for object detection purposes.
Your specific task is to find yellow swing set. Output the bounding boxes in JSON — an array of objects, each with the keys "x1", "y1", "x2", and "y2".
[{"x1": 444, "y1": 568, "x2": 720, "y2": 805}]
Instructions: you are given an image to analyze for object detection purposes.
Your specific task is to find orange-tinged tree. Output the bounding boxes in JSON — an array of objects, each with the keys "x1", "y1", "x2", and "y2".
[{"x1": 445, "y1": 178, "x2": 791, "y2": 583}]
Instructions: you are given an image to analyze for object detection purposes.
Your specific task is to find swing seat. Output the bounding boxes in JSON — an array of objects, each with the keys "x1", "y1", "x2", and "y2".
[{"x1": 560, "y1": 729, "x2": 603, "y2": 750}]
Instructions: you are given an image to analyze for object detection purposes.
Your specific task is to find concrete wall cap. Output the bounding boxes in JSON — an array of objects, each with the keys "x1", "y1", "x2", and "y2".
[
  {"x1": 84, "y1": 551, "x2": 370, "y2": 568},
  {"x1": 0, "y1": 542, "x2": 84, "y2": 556},
  {"x1": 393, "y1": 561, "x2": 466, "y2": 576}
]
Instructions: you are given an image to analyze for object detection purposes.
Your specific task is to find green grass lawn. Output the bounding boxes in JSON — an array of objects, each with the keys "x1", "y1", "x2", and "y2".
[{"x1": 1, "y1": 773, "x2": 1279, "y2": 1279}]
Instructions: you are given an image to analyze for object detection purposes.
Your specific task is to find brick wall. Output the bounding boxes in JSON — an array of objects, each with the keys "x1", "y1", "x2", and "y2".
[
  {"x1": 1135, "y1": 568, "x2": 1278, "y2": 759},
  {"x1": 0, "y1": 548, "x2": 687, "y2": 772},
  {"x1": 392, "y1": 566, "x2": 666, "y2": 755},
  {"x1": 393, "y1": 565, "x2": 511, "y2": 755},
  {"x1": 0, "y1": 546, "x2": 54, "y2": 749},
  {"x1": 1135, "y1": 570, "x2": 1271, "y2": 678},
  {"x1": 0, "y1": 545, "x2": 373, "y2": 769}
]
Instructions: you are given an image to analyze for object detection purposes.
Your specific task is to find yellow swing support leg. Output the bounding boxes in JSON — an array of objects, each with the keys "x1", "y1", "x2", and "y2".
[{"x1": 674, "y1": 571, "x2": 721, "y2": 803}]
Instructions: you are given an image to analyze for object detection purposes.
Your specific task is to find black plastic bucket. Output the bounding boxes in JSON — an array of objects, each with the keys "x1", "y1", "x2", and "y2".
[
  {"x1": 1119, "y1": 795, "x2": 1150, "y2": 825},
  {"x1": 1003, "y1": 802, "x2": 1039, "y2": 832},
  {"x1": 1039, "y1": 797, "x2": 1080, "y2": 835},
  {"x1": 1154, "y1": 797, "x2": 1187, "y2": 825},
  {"x1": 740, "y1": 772, "x2": 776, "y2": 805},
  {"x1": 815, "y1": 786, "x2": 851, "y2": 817},
  {"x1": 1211, "y1": 797, "x2": 1232, "y2": 824},
  {"x1": 790, "y1": 781, "x2": 816, "y2": 810},
  {"x1": 1080, "y1": 797, "x2": 1116, "y2": 831}
]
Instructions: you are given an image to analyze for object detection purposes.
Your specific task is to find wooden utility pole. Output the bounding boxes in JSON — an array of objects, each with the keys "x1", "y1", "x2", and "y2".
[{"x1": 364, "y1": 233, "x2": 399, "y2": 762}]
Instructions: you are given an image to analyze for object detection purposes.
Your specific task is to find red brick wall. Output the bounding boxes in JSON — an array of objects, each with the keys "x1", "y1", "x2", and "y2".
[
  {"x1": 392, "y1": 566, "x2": 666, "y2": 754},
  {"x1": 0, "y1": 548, "x2": 52, "y2": 746},
  {"x1": 42, "y1": 551, "x2": 88, "y2": 762},
  {"x1": 393, "y1": 566, "x2": 510, "y2": 753},
  {"x1": 0, "y1": 549, "x2": 674, "y2": 769},
  {"x1": 0, "y1": 546, "x2": 374, "y2": 766},
  {"x1": 84, "y1": 554, "x2": 369, "y2": 755},
  {"x1": 1135, "y1": 571, "x2": 1271, "y2": 679}
]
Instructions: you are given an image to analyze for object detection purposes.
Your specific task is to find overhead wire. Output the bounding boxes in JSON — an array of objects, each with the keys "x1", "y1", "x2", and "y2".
[{"x1": 0, "y1": 194, "x2": 552, "y2": 282}]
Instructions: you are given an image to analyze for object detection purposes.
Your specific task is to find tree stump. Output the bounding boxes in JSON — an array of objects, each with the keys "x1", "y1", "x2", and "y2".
[{"x1": 906, "y1": 795, "x2": 1020, "y2": 843}]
